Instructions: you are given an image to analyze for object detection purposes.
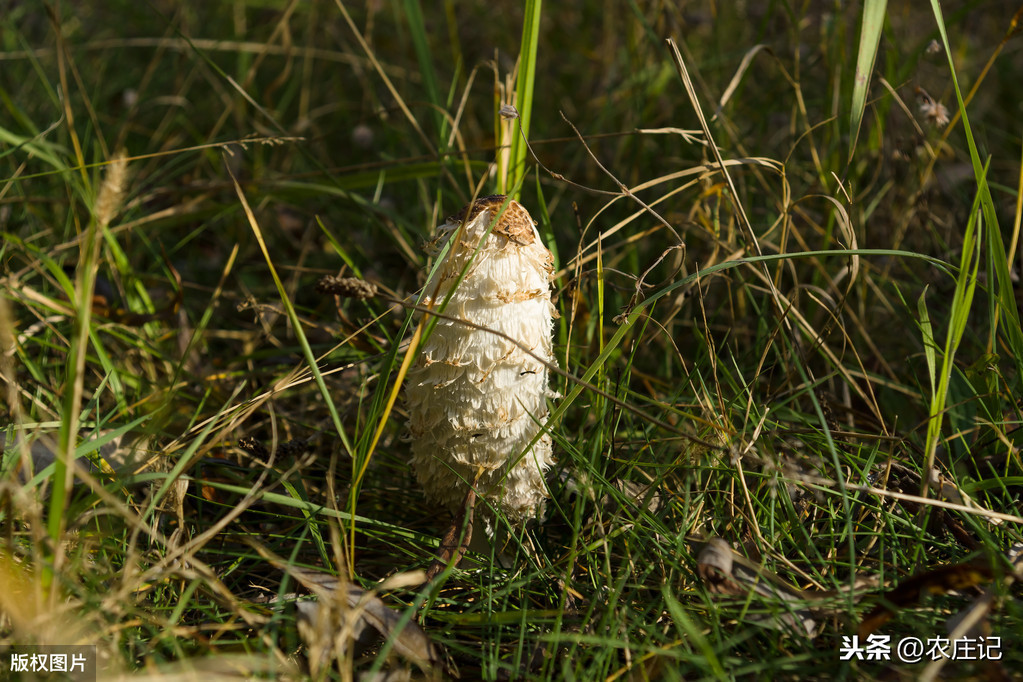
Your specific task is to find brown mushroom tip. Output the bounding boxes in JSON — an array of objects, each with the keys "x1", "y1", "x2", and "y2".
[{"x1": 448, "y1": 195, "x2": 537, "y2": 246}]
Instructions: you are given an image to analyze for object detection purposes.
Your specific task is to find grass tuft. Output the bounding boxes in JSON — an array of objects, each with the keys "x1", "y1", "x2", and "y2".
[{"x1": 1, "y1": 2, "x2": 1021, "y2": 680}]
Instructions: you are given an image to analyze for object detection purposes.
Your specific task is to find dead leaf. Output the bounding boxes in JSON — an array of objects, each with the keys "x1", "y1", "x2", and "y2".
[
  {"x1": 857, "y1": 560, "x2": 995, "y2": 638},
  {"x1": 695, "y1": 537, "x2": 820, "y2": 636},
  {"x1": 246, "y1": 539, "x2": 447, "y2": 677}
]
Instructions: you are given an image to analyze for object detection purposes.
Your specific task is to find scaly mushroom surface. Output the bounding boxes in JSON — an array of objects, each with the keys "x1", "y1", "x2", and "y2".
[{"x1": 405, "y1": 195, "x2": 557, "y2": 530}]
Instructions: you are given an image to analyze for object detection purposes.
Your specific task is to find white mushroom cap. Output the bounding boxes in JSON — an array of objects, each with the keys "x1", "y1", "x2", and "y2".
[{"x1": 406, "y1": 196, "x2": 557, "y2": 528}]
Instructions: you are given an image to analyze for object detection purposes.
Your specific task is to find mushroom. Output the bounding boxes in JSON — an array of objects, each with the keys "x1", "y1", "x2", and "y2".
[{"x1": 405, "y1": 195, "x2": 557, "y2": 536}]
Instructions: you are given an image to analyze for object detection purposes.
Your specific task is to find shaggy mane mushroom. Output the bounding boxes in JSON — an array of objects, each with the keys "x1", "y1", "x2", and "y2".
[{"x1": 405, "y1": 195, "x2": 557, "y2": 540}]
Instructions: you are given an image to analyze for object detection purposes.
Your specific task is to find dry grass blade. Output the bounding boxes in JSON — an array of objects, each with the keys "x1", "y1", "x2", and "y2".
[{"x1": 247, "y1": 539, "x2": 443, "y2": 674}]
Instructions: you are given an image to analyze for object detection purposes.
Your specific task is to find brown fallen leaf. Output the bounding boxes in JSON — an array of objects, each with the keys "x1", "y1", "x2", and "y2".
[
  {"x1": 294, "y1": 572, "x2": 442, "y2": 677},
  {"x1": 245, "y1": 539, "x2": 446, "y2": 677},
  {"x1": 695, "y1": 537, "x2": 743, "y2": 596},
  {"x1": 858, "y1": 559, "x2": 995, "y2": 638},
  {"x1": 695, "y1": 537, "x2": 821, "y2": 636},
  {"x1": 917, "y1": 542, "x2": 1023, "y2": 682},
  {"x1": 695, "y1": 537, "x2": 881, "y2": 637}
]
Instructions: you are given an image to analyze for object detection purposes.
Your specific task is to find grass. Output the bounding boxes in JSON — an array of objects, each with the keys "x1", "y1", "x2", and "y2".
[{"x1": 2, "y1": 1, "x2": 1022, "y2": 679}]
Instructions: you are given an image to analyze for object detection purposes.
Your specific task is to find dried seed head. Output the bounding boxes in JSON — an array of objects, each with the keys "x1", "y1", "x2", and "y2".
[
  {"x1": 915, "y1": 87, "x2": 950, "y2": 128},
  {"x1": 405, "y1": 196, "x2": 557, "y2": 529},
  {"x1": 94, "y1": 151, "x2": 129, "y2": 228},
  {"x1": 920, "y1": 99, "x2": 950, "y2": 128},
  {"x1": 316, "y1": 275, "x2": 378, "y2": 300}
]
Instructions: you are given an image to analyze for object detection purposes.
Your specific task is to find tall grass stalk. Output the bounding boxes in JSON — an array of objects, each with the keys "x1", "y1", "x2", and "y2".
[
  {"x1": 848, "y1": 0, "x2": 887, "y2": 164},
  {"x1": 928, "y1": 3, "x2": 1023, "y2": 378},
  {"x1": 505, "y1": 0, "x2": 542, "y2": 200}
]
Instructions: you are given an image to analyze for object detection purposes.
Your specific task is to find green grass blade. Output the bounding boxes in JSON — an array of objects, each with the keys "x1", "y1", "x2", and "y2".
[
  {"x1": 848, "y1": 0, "x2": 887, "y2": 163},
  {"x1": 507, "y1": 0, "x2": 542, "y2": 200},
  {"x1": 921, "y1": 178, "x2": 985, "y2": 498},
  {"x1": 929, "y1": 0, "x2": 1023, "y2": 385},
  {"x1": 916, "y1": 287, "x2": 937, "y2": 402},
  {"x1": 402, "y1": 0, "x2": 444, "y2": 140}
]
